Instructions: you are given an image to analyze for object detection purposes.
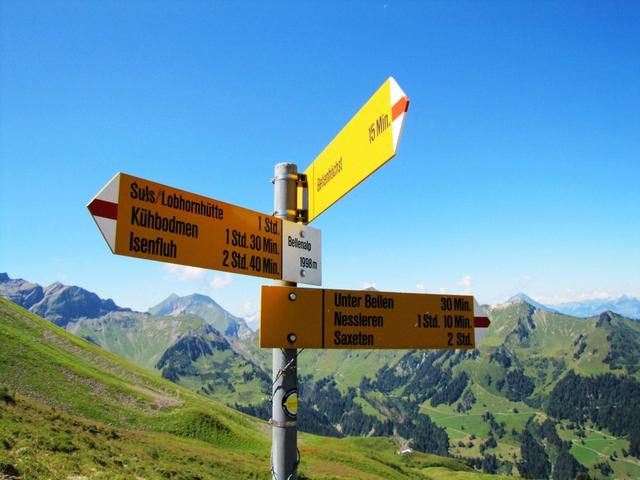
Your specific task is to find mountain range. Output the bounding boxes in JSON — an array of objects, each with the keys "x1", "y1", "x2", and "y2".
[
  {"x1": 2, "y1": 272, "x2": 640, "y2": 478},
  {"x1": 552, "y1": 295, "x2": 640, "y2": 320},
  {"x1": 0, "y1": 272, "x2": 130, "y2": 326},
  {"x1": 504, "y1": 291, "x2": 640, "y2": 320}
]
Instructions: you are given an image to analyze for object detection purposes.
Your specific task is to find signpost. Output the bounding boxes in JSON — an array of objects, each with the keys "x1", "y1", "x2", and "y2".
[
  {"x1": 87, "y1": 172, "x2": 321, "y2": 285},
  {"x1": 301, "y1": 76, "x2": 409, "y2": 222},
  {"x1": 87, "y1": 78, "x2": 492, "y2": 480},
  {"x1": 260, "y1": 286, "x2": 490, "y2": 350}
]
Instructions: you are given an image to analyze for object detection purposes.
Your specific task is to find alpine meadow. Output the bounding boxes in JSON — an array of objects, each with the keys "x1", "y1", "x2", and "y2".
[{"x1": 2, "y1": 274, "x2": 639, "y2": 478}]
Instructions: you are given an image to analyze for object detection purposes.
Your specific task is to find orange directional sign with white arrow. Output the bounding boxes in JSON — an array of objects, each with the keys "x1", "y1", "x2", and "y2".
[
  {"x1": 88, "y1": 173, "x2": 321, "y2": 284},
  {"x1": 260, "y1": 286, "x2": 490, "y2": 349},
  {"x1": 302, "y1": 77, "x2": 409, "y2": 222}
]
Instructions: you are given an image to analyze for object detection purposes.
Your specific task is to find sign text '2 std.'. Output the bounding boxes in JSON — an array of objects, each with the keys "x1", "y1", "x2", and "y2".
[
  {"x1": 88, "y1": 173, "x2": 321, "y2": 285},
  {"x1": 260, "y1": 286, "x2": 490, "y2": 349}
]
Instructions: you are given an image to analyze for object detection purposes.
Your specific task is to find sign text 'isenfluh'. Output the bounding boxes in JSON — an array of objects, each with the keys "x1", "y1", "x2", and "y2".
[
  {"x1": 88, "y1": 173, "x2": 321, "y2": 285},
  {"x1": 260, "y1": 286, "x2": 490, "y2": 350}
]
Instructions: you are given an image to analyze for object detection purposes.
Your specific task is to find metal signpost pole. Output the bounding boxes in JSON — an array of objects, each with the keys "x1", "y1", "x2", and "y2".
[{"x1": 271, "y1": 163, "x2": 298, "y2": 480}]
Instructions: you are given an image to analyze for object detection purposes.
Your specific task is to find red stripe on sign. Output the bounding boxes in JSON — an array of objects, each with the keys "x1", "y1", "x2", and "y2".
[
  {"x1": 88, "y1": 199, "x2": 118, "y2": 220},
  {"x1": 392, "y1": 96, "x2": 409, "y2": 120},
  {"x1": 474, "y1": 317, "x2": 491, "y2": 328}
]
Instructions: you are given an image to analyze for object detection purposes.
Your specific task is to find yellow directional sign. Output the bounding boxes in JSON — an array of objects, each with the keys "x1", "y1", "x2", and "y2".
[
  {"x1": 302, "y1": 77, "x2": 409, "y2": 222},
  {"x1": 87, "y1": 173, "x2": 321, "y2": 284},
  {"x1": 260, "y1": 286, "x2": 490, "y2": 350}
]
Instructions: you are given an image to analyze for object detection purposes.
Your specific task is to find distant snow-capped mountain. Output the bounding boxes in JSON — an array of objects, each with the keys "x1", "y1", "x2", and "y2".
[
  {"x1": 494, "y1": 291, "x2": 640, "y2": 320},
  {"x1": 551, "y1": 295, "x2": 640, "y2": 320}
]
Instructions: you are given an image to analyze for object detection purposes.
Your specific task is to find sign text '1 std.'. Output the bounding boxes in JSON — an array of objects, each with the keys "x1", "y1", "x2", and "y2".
[
  {"x1": 88, "y1": 173, "x2": 321, "y2": 285},
  {"x1": 301, "y1": 77, "x2": 409, "y2": 223},
  {"x1": 260, "y1": 286, "x2": 490, "y2": 349}
]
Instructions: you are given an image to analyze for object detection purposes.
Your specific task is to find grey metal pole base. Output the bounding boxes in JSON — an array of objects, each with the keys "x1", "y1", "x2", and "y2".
[{"x1": 271, "y1": 347, "x2": 297, "y2": 479}]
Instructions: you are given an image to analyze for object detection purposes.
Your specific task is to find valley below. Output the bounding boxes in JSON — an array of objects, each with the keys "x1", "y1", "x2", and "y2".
[{"x1": 1, "y1": 273, "x2": 639, "y2": 479}]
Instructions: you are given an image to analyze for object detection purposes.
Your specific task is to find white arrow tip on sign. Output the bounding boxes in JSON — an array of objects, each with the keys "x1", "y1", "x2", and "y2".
[
  {"x1": 474, "y1": 299, "x2": 491, "y2": 344},
  {"x1": 389, "y1": 77, "x2": 406, "y2": 103},
  {"x1": 93, "y1": 173, "x2": 121, "y2": 204},
  {"x1": 87, "y1": 173, "x2": 121, "y2": 253},
  {"x1": 94, "y1": 217, "x2": 117, "y2": 252},
  {"x1": 389, "y1": 77, "x2": 409, "y2": 153}
]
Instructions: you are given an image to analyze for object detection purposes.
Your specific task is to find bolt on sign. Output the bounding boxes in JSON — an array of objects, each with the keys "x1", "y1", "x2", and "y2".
[
  {"x1": 301, "y1": 77, "x2": 410, "y2": 223},
  {"x1": 88, "y1": 173, "x2": 321, "y2": 285},
  {"x1": 260, "y1": 286, "x2": 491, "y2": 350}
]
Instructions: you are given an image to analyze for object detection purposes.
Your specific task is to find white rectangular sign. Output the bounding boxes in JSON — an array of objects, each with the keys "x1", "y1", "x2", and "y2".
[{"x1": 282, "y1": 221, "x2": 322, "y2": 285}]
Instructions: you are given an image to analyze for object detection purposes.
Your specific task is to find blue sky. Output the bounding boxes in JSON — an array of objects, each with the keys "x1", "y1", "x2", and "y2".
[{"x1": 1, "y1": 1, "x2": 638, "y2": 318}]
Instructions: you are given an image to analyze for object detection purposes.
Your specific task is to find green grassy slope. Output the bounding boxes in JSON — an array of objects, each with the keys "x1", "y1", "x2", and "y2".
[
  {"x1": 299, "y1": 349, "x2": 406, "y2": 391},
  {"x1": 475, "y1": 303, "x2": 640, "y2": 394},
  {"x1": 157, "y1": 328, "x2": 271, "y2": 406},
  {"x1": 66, "y1": 311, "x2": 208, "y2": 370},
  {"x1": 423, "y1": 302, "x2": 640, "y2": 478},
  {"x1": 68, "y1": 312, "x2": 271, "y2": 406},
  {"x1": 558, "y1": 423, "x2": 640, "y2": 480},
  {"x1": 0, "y1": 298, "x2": 501, "y2": 479}
]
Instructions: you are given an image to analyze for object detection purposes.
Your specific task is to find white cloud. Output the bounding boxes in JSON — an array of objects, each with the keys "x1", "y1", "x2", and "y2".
[
  {"x1": 230, "y1": 300, "x2": 259, "y2": 321},
  {"x1": 361, "y1": 282, "x2": 377, "y2": 290},
  {"x1": 208, "y1": 273, "x2": 233, "y2": 290},
  {"x1": 458, "y1": 275, "x2": 473, "y2": 294},
  {"x1": 162, "y1": 265, "x2": 207, "y2": 281},
  {"x1": 416, "y1": 283, "x2": 426, "y2": 293},
  {"x1": 240, "y1": 301, "x2": 256, "y2": 316}
]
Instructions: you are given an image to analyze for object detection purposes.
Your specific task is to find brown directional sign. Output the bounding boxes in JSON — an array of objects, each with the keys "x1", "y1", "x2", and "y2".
[
  {"x1": 87, "y1": 173, "x2": 321, "y2": 284},
  {"x1": 260, "y1": 286, "x2": 490, "y2": 349}
]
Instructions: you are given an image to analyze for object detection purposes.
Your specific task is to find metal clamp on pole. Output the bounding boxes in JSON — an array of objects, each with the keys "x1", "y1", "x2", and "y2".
[
  {"x1": 273, "y1": 209, "x2": 299, "y2": 219},
  {"x1": 296, "y1": 173, "x2": 309, "y2": 224},
  {"x1": 271, "y1": 419, "x2": 297, "y2": 428},
  {"x1": 296, "y1": 173, "x2": 307, "y2": 187},
  {"x1": 271, "y1": 162, "x2": 299, "y2": 480},
  {"x1": 296, "y1": 209, "x2": 308, "y2": 224},
  {"x1": 272, "y1": 172, "x2": 299, "y2": 183}
]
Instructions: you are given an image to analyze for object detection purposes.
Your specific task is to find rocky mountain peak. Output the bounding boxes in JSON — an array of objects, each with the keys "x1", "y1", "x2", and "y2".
[
  {"x1": 30, "y1": 283, "x2": 130, "y2": 326},
  {"x1": 596, "y1": 310, "x2": 616, "y2": 327},
  {"x1": 0, "y1": 273, "x2": 45, "y2": 309},
  {"x1": 148, "y1": 292, "x2": 248, "y2": 338},
  {"x1": 0, "y1": 273, "x2": 129, "y2": 326},
  {"x1": 499, "y1": 293, "x2": 558, "y2": 314}
]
